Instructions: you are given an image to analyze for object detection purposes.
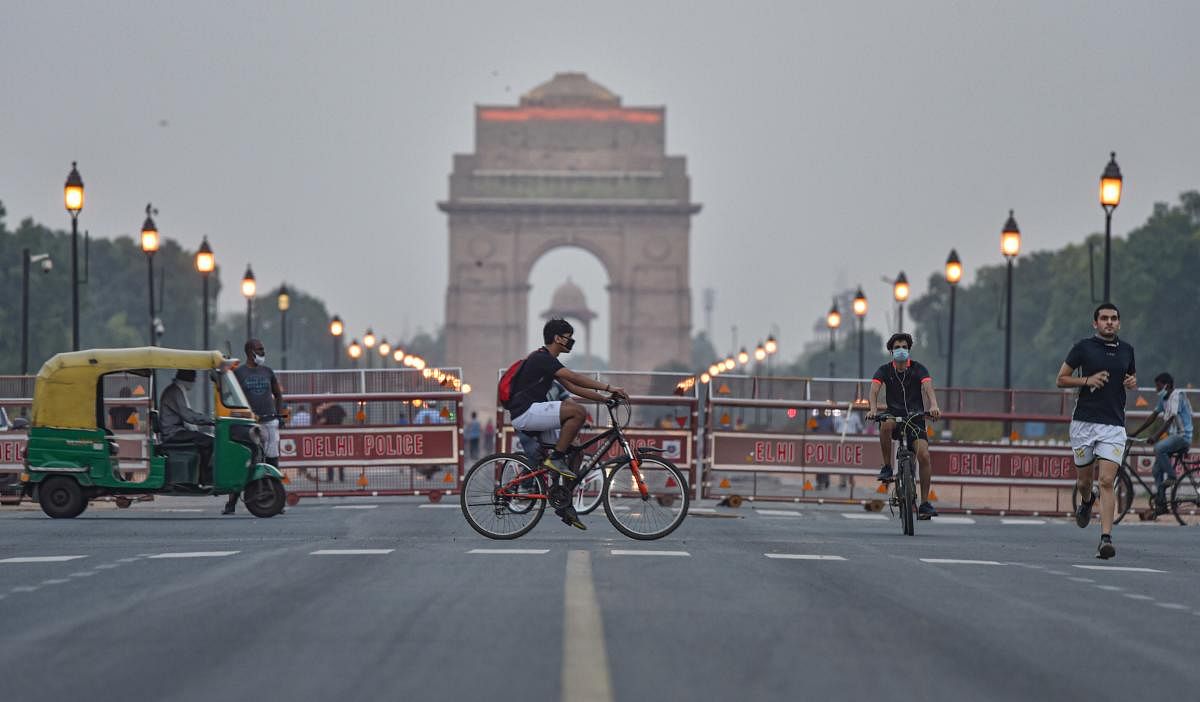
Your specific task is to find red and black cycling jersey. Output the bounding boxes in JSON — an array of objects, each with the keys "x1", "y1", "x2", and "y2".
[{"x1": 871, "y1": 360, "x2": 932, "y2": 416}]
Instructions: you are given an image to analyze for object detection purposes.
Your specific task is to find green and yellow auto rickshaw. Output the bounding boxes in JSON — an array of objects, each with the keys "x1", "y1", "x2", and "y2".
[{"x1": 20, "y1": 347, "x2": 286, "y2": 518}]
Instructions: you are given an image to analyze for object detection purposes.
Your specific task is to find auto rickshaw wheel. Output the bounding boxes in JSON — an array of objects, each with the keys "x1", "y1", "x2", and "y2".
[
  {"x1": 38, "y1": 477, "x2": 87, "y2": 519},
  {"x1": 244, "y1": 477, "x2": 286, "y2": 518}
]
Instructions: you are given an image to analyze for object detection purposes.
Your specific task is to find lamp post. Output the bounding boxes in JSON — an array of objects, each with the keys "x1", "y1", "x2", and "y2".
[
  {"x1": 826, "y1": 301, "x2": 841, "y2": 378},
  {"x1": 347, "y1": 339, "x2": 362, "y2": 368},
  {"x1": 195, "y1": 237, "x2": 214, "y2": 351},
  {"x1": 140, "y1": 205, "x2": 160, "y2": 346},
  {"x1": 329, "y1": 315, "x2": 344, "y2": 368},
  {"x1": 852, "y1": 287, "x2": 867, "y2": 380},
  {"x1": 378, "y1": 339, "x2": 391, "y2": 367},
  {"x1": 1001, "y1": 210, "x2": 1022, "y2": 439},
  {"x1": 363, "y1": 328, "x2": 376, "y2": 369},
  {"x1": 277, "y1": 284, "x2": 290, "y2": 370},
  {"x1": 1099, "y1": 152, "x2": 1123, "y2": 302},
  {"x1": 944, "y1": 250, "x2": 962, "y2": 388},
  {"x1": 21, "y1": 249, "x2": 52, "y2": 374},
  {"x1": 893, "y1": 271, "x2": 909, "y2": 333},
  {"x1": 241, "y1": 265, "x2": 256, "y2": 340},
  {"x1": 64, "y1": 162, "x2": 84, "y2": 350}
]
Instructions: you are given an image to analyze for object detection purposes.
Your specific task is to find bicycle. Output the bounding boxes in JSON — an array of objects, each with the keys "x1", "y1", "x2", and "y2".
[
  {"x1": 460, "y1": 397, "x2": 690, "y2": 540},
  {"x1": 1071, "y1": 438, "x2": 1200, "y2": 525},
  {"x1": 871, "y1": 411, "x2": 931, "y2": 536}
]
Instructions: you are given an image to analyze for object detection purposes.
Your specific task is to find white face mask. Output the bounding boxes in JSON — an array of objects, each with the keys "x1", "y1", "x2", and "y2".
[
  {"x1": 179, "y1": 380, "x2": 194, "y2": 391},
  {"x1": 254, "y1": 354, "x2": 266, "y2": 365}
]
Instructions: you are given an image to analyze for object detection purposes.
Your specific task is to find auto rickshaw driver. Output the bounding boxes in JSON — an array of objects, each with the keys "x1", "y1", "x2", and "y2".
[{"x1": 159, "y1": 369, "x2": 215, "y2": 481}]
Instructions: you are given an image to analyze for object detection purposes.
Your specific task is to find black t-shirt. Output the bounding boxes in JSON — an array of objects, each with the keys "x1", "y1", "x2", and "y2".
[
  {"x1": 871, "y1": 360, "x2": 932, "y2": 416},
  {"x1": 1064, "y1": 336, "x2": 1136, "y2": 426},
  {"x1": 508, "y1": 348, "x2": 564, "y2": 419}
]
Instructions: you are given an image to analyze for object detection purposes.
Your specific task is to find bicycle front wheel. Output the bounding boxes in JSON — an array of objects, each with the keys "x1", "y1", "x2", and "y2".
[
  {"x1": 603, "y1": 457, "x2": 689, "y2": 540},
  {"x1": 460, "y1": 453, "x2": 547, "y2": 540},
  {"x1": 1170, "y1": 466, "x2": 1200, "y2": 525},
  {"x1": 573, "y1": 467, "x2": 607, "y2": 515}
]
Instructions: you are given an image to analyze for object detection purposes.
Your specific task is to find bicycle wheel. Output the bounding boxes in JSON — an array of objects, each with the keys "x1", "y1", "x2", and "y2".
[
  {"x1": 898, "y1": 460, "x2": 915, "y2": 536},
  {"x1": 1169, "y1": 466, "x2": 1200, "y2": 525},
  {"x1": 1069, "y1": 470, "x2": 1133, "y2": 523},
  {"x1": 573, "y1": 467, "x2": 607, "y2": 516},
  {"x1": 603, "y1": 457, "x2": 689, "y2": 540},
  {"x1": 460, "y1": 453, "x2": 547, "y2": 540}
]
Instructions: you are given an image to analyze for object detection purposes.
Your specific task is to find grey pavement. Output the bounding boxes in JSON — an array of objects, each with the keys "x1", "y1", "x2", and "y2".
[{"x1": 1, "y1": 496, "x2": 1197, "y2": 702}]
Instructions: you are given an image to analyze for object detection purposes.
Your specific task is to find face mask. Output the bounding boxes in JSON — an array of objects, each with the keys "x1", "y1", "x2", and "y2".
[
  {"x1": 1159, "y1": 388, "x2": 1170, "y2": 400},
  {"x1": 254, "y1": 354, "x2": 266, "y2": 365},
  {"x1": 179, "y1": 381, "x2": 194, "y2": 391},
  {"x1": 559, "y1": 336, "x2": 575, "y2": 353},
  {"x1": 892, "y1": 348, "x2": 910, "y2": 363}
]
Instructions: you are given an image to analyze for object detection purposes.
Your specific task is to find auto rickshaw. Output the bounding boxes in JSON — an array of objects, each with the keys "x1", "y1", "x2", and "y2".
[{"x1": 20, "y1": 347, "x2": 286, "y2": 518}]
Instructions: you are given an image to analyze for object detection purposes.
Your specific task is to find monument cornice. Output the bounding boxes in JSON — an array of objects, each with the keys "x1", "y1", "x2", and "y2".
[{"x1": 438, "y1": 198, "x2": 701, "y2": 216}]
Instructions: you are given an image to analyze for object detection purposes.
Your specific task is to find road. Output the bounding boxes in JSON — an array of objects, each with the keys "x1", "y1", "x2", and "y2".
[{"x1": 1, "y1": 496, "x2": 1197, "y2": 702}]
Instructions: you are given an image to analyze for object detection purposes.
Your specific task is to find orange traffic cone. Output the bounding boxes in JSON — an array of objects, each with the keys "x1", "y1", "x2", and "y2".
[
  {"x1": 442, "y1": 471, "x2": 454, "y2": 484},
  {"x1": 803, "y1": 479, "x2": 814, "y2": 491},
  {"x1": 665, "y1": 476, "x2": 678, "y2": 488},
  {"x1": 356, "y1": 472, "x2": 369, "y2": 488},
  {"x1": 876, "y1": 482, "x2": 889, "y2": 494},
  {"x1": 928, "y1": 489, "x2": 939, "y2": 501},
  {"x1": 719, "y1": 477, "x2": 731, "y2": 489}
]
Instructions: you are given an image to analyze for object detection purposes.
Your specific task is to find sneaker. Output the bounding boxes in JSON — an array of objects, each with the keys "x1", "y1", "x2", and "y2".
[
  {"x1": 877, "y1": 465, "x2": 894, "y2": 482},
  {"x1": 918, "y1": 501, "x2": 938, "y2": 519},
  {"x1": 1075, "y1": 492, "x2": 1096, "y2": 528},
  {"x1": 542, "y1": 455, "x2": 577, "y2": 480},
  {"x1": 1097, "y1": 534, "x2": 1116, "y2": 560},
  {"x1": 221, "y1": 505, "x2": 236, "y2": 515},
  {"x1": 557, "y1": 506, "x2": 587, "y2": 530}
]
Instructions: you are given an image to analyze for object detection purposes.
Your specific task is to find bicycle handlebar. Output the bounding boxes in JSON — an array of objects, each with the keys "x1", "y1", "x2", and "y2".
[{"x1": 869, "y1": 411, "x2": 934, "y2": 423}]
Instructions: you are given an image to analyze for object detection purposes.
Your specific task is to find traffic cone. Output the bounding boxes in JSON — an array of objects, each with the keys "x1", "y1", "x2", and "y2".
[
  {"x1": 803, "y1": 479, "x2": 814, "y2": 491},
  {"x1": 719, "y1": 477, "x2": 731, "y2": 489},
  {"x1": 876, "y1": 482, "x2": 888, "y2": 494},
  {"x1": 357, "y1": 472, "x2": 369, "y2": 488},
  {"x1": 928, "y1": 489, "x2": 938, "y2": 501},
  {"x1": 665, "y1": 476, "x2": 678, "y2": 488},
  {"x1": 442, "y1": 471, "x2": 454, "y2": 483}
]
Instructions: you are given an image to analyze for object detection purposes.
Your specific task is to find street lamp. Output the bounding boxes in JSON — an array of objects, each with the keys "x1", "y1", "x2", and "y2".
[
  {"x1": 944, "y1": 250, "x2": 962, "y2": 388},
  {"x1": 64, "y1": 162, "x2": 84, "y2": 350},
  {"x1": 347, "y1": 339, "x2": 362, "y2": 368},
  {"x1": 893, "y1": 271, "x2": 909, "y2": 333},
  {"x1": 277, "y1": 284, "x2": 290, "y2": 370},
  {"x1": 1002, "y1": 210, "x2": 1021, "y2": 439},
  {"x1": 195, "y1": 236, "x2": 214, "y2": 351},
  {"x1": 21, "y1": 250, "x2": 52, "y2": 374},
  {"x1": 1099, "y1": 152, "x2": 1123, "y2": 302},
  {"x1": 754, "y1": 343, "x2": 767, "y2": 362},
  {"x1": 140, "y1": 204, "x2": 160, "y2": 346},
  {"x1": 826, "y1": 301, "x2": 841, "y2": 379},
  {"x1": 853, "y1": 286, "x2": 867, "y2": 379},
  {"x1": 738, "y1": 347, "x2": 749, "y2": 366},
  {"x1": 378, "y1": 339, "x2": 391, "y2": 365},
  {"x1": 329, "y1": 315, "x2": 344, "y2": 368},
  {"x1": 363, "y1": 328, "x2": 376, "y2": 369},
  {"x1": 241, "y1": 265, "x2": 256, "y2": 340}
]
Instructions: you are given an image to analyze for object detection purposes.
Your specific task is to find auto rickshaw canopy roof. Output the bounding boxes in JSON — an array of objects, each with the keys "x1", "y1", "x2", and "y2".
[{"x1": 33, "y1": 347, "x2": 227, "y2": 430}]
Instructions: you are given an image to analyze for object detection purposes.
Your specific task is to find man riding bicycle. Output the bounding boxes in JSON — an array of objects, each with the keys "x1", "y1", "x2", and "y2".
[
  {"x1": 1130, "y1": 372, "x2": 1193, "y2": 514},
  {"x1": 506, "y1": 318, "x2": 628, "y2": 529},
  {"x1": 866, "y1": 333, "x2": 943, "y2": 519}
]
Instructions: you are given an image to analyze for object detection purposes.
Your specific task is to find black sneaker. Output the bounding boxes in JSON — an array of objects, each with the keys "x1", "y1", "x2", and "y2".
[
  {"x1": 918, "y1": 501, "x2": 938, "y2": 519},
  {"x1": 221, "y1": 505, "x2": 236, "y2": 515},
  {"x1": 557, "y1": 506, "x2": 587, "y2": 530},
  {"x1": 1075, "y1": 492, "x2": 1096, "y2": 528},
  {"x1": 1097, "y1": 534, "x2": 1115, "y2": 560},
  {"x1": 877, "y1": 465, "x2": 894, "y2": 482},
  {"x1": 542, "y1": 455, "x2": 577, "y2": 480}
]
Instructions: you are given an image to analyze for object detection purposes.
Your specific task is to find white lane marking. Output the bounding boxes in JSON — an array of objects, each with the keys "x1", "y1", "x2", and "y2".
[
  {"x1": 117, "y1": 557, "x2": 141, "y2": 563},
  {"x1": 563, "y1": 550, "x2": 613, "y2": 702},
  {"x1": 931, "y1": 517, "x2": 976, "y2": 525},
  {"x1": 1068, "y1": 577, "x2": 1095, "y2": 583},
  {"x1": 418, "y1": 504, "x2": 458, "y2": 509},
  {"x1": 765, "y1": 554, "x2": 846, "y2": 561},
  {"x1": 920, "y1": 559, "x2": 1006, "y2": 566},
  {"x1": 841, "y1": 513, "x2": 888, "y2": 520},
  {"x1": 1073, "y1": 565, "x2": 1167, "y2": 573},
  {"x1": 11, "y1": 586, "x2": 39, "y2": 593},
  {"x1": 468, "y1": 549, "x2": 550, "y2": 555},
  {"x1": 1095, "y1": 585, "x2": 1124, "y2": 591},
  {"x1": 41, "y1": 579, "x2": 70, "y2": 585},
  {"x1": 332, "y1": 505, "x2": 379, "y2": 510},
  {"x1": 147, "y1": 551, "x2": 240, "y2": 559},
  {"x1": 309, "y1": 549, "x2": 394, "y2": 555},
  {"x1": 610, "y1": 550, "x2": 690, "y2": 557},
  {"x1": 0, "y1": 556, "x2": 87, "y2": 564},
  {"x1": 1046, "y1": 570, "x2": 1069, "y2": 576},
  {"x1": 689, "y1": 507, "x2": 717, "y2": 514},
  {"x1": 756, "y1": 509, "x2": 802, "y2": 517},
  {"x1": 1002, "y1": 518, "x2": 1046, "y2": 525},
  {"x1": 1156, "y1": 602, "x2": 1189, "y2": 610},
  {"x1": 1124, "y1": 594, "x2": 1154, "y2": 601},
  {"x1": 68, "y1": 572, "x2": 97, "y2": 578},
  {"x1": 158, "y1": 508, "x2": 204, "y2": 513}
]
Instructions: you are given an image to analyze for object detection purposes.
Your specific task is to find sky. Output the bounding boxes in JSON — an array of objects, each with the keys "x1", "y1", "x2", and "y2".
[{"x1": 4, "y1": 1, "x2": 1199, "y2": 366}]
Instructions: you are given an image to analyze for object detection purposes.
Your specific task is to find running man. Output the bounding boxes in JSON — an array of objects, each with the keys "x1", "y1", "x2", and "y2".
[
  {"x1": 866, "y1": 333, "x2": 942, "y2": 519},
  {"x1": 1057, "y1": 303, "x2": 1136, "y2": 559}
]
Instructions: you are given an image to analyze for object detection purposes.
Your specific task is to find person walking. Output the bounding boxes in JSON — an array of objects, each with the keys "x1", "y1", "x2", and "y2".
[
  {"x1": 226, "y1": 338, "x2": 286, "y2": 514},
  {"x1": 1057, "y1": 303, "x2": 1136, "y2": 559},
  {"x1": 465, "y1": 412, "x2": 482, "y2": 461}
]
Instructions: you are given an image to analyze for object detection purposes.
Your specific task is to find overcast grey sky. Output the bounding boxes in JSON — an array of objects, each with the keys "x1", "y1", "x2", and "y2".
[{"x1": 4, "y1": 1, "x2": 1198, "y2": 365}]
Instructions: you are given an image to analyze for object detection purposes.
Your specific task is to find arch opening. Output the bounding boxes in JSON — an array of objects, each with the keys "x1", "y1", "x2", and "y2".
[{"x1": 526, "y1": 246, "x2": 610, "y2": 370}]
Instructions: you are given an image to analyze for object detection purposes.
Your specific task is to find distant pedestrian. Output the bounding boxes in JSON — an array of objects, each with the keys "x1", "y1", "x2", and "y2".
[
  {"x1": 484, "y1": 418, "x2": 495, "y2": 454},
  {"x1": 227, "y1": 339, "x2": 286, "y2": 515},
  {"x1": 316, "y1": 401, "x2": 348, "y2": 482},
  {"x1": 291, "y1": 404, "x2": 312, "y2": 427},
  {"x1": 465, "y1": 412, "x2": 482, "y2": 460}
]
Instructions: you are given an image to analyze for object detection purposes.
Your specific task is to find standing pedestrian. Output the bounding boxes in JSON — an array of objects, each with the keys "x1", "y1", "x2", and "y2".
[
  {"x1": 465, "y1": 412, "x2": 482, "y2": 460},
  {"x1": 226, "y1": 338, "x2": 286, "y2": 515},
  {"x1": 1056, "y1": 303, "x2": 1136, "y2": 559},
  {"x1": 484, "y1": 417, "x2": 495, "y2": 454},
  {"x1": 316, "y1": 401, "x2": 347, "y2": 482}
]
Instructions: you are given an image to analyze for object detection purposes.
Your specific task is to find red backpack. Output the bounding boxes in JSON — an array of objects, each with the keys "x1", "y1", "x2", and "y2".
[{"x1": 497, "y1": 359, "x2": 525, "y2": 409}]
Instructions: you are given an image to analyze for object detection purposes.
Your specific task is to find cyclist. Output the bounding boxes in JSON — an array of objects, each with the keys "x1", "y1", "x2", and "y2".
[
  {"x1": 507, "y1": 318, "x2": 628, "y2": 529},
  {"x1": 1056, "y1": 303, "x2": 1136, "y2": 559},
  {"x1": 1130, "y1": 372, "x2": 1193, "y2": 514},
  {"x1": 866, "y1": 333, "x2": 942, "y2": 519}
]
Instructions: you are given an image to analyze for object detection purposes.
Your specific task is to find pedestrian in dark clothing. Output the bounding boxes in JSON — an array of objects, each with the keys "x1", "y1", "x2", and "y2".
[{"x1": 225, "y1": 338, "x2": 286, "y2": 514}]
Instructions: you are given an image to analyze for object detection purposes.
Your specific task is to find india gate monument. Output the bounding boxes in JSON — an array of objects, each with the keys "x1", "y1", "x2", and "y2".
[{"x1": 439, "y1": 72, "x2": 701, "y2": 411}]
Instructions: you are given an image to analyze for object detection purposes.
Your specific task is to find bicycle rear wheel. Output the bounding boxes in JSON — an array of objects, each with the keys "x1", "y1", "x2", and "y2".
[
  {"x1": 898, "y1": 461, "x2": 915, "y2": 536},
  {"x1": 1170, "y1": 466, "x2": 1200, "y2": 525},
  {"x1": 460, "y1": 453, "x2": 547, "y2": 540},
  {"x1": 573, "y1": 467, "x2": 606, "y2": 516},
  {"x1": 603, "y1": 457, "x2": 689, "y2": 540},
  {"x1": 1069, "y1": 470, "x2": 1133, "y2": 523}
]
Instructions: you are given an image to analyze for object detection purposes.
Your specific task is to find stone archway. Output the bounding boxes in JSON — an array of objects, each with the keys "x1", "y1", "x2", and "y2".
[{"x1": 439, "y1": 72, "x2": 701, "y2": 413}]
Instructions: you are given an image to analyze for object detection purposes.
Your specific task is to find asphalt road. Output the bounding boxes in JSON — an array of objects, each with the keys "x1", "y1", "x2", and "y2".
[{"x1": 1, "y1": 496, "x2": 1197, "y2": 702}]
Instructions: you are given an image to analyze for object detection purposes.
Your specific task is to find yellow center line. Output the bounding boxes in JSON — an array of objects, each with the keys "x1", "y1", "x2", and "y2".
[{"x1": 562, "y1": 550, "x2": 614, "y2": 702}]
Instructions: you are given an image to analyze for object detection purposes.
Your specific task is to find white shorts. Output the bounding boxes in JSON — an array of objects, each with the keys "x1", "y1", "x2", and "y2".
[
  {"x1": 259, "y1": 418, "x2": 280, "y2": 458},
  {"x1": 511, "y1": 401, "x2": 562, "y2": 433},
  {"x1": 1069, "y1": 420, "x2": 1126, "y2": 467}
]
